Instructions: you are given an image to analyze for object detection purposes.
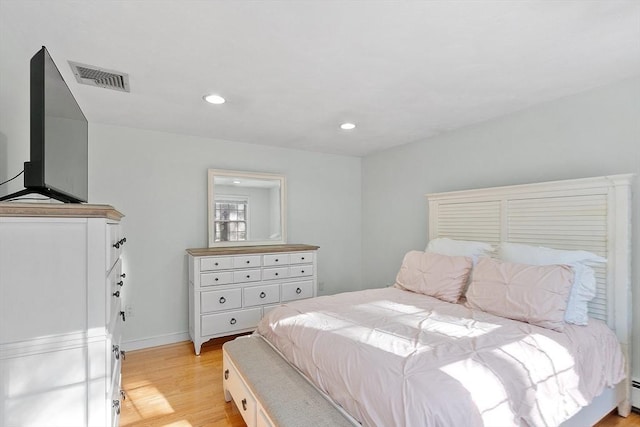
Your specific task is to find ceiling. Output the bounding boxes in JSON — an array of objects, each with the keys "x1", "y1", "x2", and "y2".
[{"x1": 1, "y1": 1, "x2": 639, "y2": 157}]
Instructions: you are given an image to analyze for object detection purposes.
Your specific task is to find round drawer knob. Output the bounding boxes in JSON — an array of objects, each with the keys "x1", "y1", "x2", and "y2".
[
  {"x1": 275, "y1": 259, "x2": 279, "y2": 262},
  {"x1": 246, "y1": 260, "x2": 250, "y2": 264},
  {"x1": 113, "y1": 291, "x2": 120, "y2": 298},
  {"x1": 275, "y1": 272, "x2": 279, "y2": 276},
  {"x1": 296, "y1": 287, "x2": 302, "y2": 294},
  {"x1": 214, "y1": 262, "x2": 219, "y2": 266},
  {"x1": 301, "y1": 270, "x2": 305, "y2": 274},
  {"x1": 215, "y1": 277, "x2": 219, "y2": 281},
  {"x1": 117, "y1": 281, "x2": 124, "y2": 287},
  {"x1": 230, "y1": 318, "x2": 237, "y2": 325},
  {"x1": 260, "y1": 291, "x2": 266, "y2": 299},
  {"x1": 120, "y1": 273, "x2": 126, "y2": 278},
  {"x1": 301, "y1": 257, "x2": 305, "y2": 260},
  {"x1": 242, "y1": 398, "x2": 247, "y2": 411},
  {"x1": 219, "y1": 296, "x2": 226, "y2": 304},
  {"x1": 246, "y1": 275, "x2": 250, "y2": 279},
  {"x1": 224, "y1": 369, "x2": 229, "y2": 380}
]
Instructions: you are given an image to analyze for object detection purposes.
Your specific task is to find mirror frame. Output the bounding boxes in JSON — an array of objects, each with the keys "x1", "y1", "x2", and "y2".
[{"x1": 208, "y1": 169, "x2": 287, "y2": 247}]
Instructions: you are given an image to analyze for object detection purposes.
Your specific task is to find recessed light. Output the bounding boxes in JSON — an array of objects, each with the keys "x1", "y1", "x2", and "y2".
[
  {"x1": 340, "y1": 122, "x2": 356, "y2": 130},
  {"x1": 204, "y1": 94, "x2": 225, "y2": 104}
]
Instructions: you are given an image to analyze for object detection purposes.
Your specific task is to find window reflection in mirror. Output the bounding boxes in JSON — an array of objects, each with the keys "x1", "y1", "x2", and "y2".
[{"x1": 208, "y1": 169, "x2": 286, "y2": 247}]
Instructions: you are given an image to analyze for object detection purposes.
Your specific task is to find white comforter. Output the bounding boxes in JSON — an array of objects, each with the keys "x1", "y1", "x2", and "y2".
[{"x1": 256, "y1": 287, "x2": 625, "y2": 427}]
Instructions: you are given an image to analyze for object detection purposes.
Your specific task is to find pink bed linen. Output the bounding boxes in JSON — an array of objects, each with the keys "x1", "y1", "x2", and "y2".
[{"x1": 256, "y1": 287, "x2": 625, "y2": 427}]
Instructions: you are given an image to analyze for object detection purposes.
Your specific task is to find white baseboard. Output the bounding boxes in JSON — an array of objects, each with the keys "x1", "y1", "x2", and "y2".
[
  {"x1": 632, "y1": 378, "x2": 640, "y2": 409},
  {"x1": 122, "y1": 331, "x2": 190, "y2": 352}
]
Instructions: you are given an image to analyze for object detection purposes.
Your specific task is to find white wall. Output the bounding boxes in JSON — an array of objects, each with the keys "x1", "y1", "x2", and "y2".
[
  {"x1": 88, "y1": 124, "x2": 361, "y2": 347},
  {"x1": 361, "y1": 75, "x2": 640, "y2": 382}
]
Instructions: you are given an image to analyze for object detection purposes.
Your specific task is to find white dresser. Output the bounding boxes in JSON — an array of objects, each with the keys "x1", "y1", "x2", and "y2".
[
  {"x1": 187, "y1": 244, "x2": 319, "y2": 355},
  {"x1": 0, "y1": 203, "x2": 126, "y2": 427}
]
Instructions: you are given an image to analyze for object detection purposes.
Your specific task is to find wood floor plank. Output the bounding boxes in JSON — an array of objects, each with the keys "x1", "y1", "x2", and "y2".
[{"x1": 121, "y1": 338, "x2": 640, "y2": 426}]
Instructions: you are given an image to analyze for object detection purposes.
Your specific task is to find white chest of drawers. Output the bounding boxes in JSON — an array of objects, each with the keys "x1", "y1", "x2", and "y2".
[
  {"x1": 0, "y1": 203, "x2": 126, "y2": 427},
  {"x1": 187, "y1": 244, "x2": 319, "y2": 355}
]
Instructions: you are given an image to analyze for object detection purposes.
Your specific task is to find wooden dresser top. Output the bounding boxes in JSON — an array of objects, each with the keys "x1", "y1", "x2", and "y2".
[
  {"x1": 0, "y1": 203, "x2": 124, "y2": 220},
  {"x1": 186, "y1": 244, "x2": 319, "y2": 256}
]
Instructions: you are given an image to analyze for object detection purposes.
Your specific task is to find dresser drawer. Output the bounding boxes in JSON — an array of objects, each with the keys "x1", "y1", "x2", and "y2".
[
  {"x1": 262, "y1": 305, "x2": 280, "y2": 317},
  {"x1": 201, "y1": 257, "x2": 234, "y2": 271},
  {"x1": 110, "y1": 373, "x2": 122, "y2": 427},
  {"x1": 201, "y1": 288, "x2": 242, "y2": 313},
  {"x1": 201, "y1": 308, "x2": 262, "y2": 336},
  {"x1": 224, "y1": 355, "x2": 257, "y2": 427},
  {"x1": 262, "y1": 267, "x2": 289, "y2": 281},
  {"x1": 234, "y1": 269, "x2": 261, "y2": 283},
  {"x1": 106, "y1": 223, "x2": 123, "y2": 273},
  {"x1": 201, "y1": 271, "x2": 234, "y2": 286},
  {"x1": 106, "y1": 259, "x2": 123, "y2": 328},
  {"x1": 244, "y1": 284, "x2": 280, "y2": 307},
  {"x1": 281, "y1": 280, "x2": 314, "y2": 302},
  {"x1": 289, "y1": 264, "x2": 313, "y2": 278},
  {"x1": 233, "y1": 255, "x2": 262, "y2": 268},
  {"x1": 289, "y1": 252, "x2": 313, "y2": 264},
  {"x1": 263, "y1": 253, "x2": 290, "y2": 267}
]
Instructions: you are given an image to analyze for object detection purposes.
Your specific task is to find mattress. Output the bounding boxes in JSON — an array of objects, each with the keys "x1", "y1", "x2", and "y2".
[{"x1": 256, "y1": 287, "x2": 625, "y2": 427}]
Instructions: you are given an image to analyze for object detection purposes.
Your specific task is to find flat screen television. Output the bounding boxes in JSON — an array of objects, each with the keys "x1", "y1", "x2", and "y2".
[{"x1": 0, "y1": 46, "x2": 88, "y2": 203}]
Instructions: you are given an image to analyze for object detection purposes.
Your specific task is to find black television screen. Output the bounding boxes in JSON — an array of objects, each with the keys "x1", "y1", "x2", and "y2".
[{"x1": 1, "y1": 46, "x2": 88, "y2": 203}]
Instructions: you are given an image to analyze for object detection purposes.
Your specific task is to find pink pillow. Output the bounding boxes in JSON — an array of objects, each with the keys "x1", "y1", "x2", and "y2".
[
  {"x1": 466, "y1": 257, "x2": 574, "y2": 331},
  {"x1": 395, "y1": 251, "x2": 472, "y2": 303}
]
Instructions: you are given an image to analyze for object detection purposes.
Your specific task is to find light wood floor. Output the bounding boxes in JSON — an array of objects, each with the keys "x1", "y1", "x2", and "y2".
[{"x1": 121, "y1": 337, "x2": 640, "y2": 427}]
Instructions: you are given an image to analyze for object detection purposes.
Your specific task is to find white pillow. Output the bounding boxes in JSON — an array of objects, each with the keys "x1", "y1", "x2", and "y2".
[
  {"x1": 498, "y1": 242, "x2": 606, "y2": 325},
  {"x1": 426, "y1": 238, "x2": 494, "y2": 264}
]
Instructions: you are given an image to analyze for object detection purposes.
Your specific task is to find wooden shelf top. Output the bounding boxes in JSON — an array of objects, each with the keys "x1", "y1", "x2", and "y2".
[
  {"x1": 186, "y1": 244, "x2": 319, "y2": 256},
  {"x1": 0, "y1": 203, "x2": 124, "y2": 220}
]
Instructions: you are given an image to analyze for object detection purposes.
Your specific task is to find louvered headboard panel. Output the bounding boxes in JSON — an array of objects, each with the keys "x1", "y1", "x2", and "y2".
[{"x1": 427, "y1": 174, "x2": 632, "y2": 370}]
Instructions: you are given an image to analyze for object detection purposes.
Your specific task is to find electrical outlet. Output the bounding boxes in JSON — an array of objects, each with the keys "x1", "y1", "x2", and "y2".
[{"x1": 125, "y1": 304, "x2": 134, "y2": 318}]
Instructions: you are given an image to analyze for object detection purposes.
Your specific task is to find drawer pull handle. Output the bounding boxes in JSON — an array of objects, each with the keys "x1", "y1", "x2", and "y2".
[
  {"x1": 242, "y1": 398, "x2": 247, "y2": 411},
  {"x1": 296, "y1": 287, "x2": 302, "y2": 294},
  {"x1": 224, "y1": 369, "x2": 229, "y2": 380},
  {"x1": 260, "y1": 291, "x2": 266, "y2": 299},
  {"x1": 120, "y1": 273, "x2": 126, "y2": 278},
  {"x1": 113, "y1": 400, "x2": 121, "y2": 415},
  {"x1": 219, "y1": 296, "x2": 226, "y2": 304},
  {"x1": 117, "y1": 281, "x2": 124, "y2": 287},
  {"x1": 113, "y1": 291, "x2": 120, "y2": 298},
  {"x1": 121, "y1": 350, "x2": 126, "y2": 360},
  {"x1": 113, "y1": 345, "x2": 120, "y2": 359},
  {"x1": 121, "y1": 390, "x2": 126, "y2": 401},
  {"x1": 120, "y1": 311, "x2": 126, "y2": 322},
  {"x1": 230, "y1": 318, "x2": 237, "y2": 325}
]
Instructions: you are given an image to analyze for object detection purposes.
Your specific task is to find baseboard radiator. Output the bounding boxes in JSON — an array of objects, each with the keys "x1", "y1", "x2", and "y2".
[{"x1": 632, "y1": 379, "x2": 640, "y2": 411}]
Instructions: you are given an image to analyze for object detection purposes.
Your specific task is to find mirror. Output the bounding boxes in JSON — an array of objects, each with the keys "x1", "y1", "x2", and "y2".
[{"x1": 208, "y1": 169, "x2": 286, "y2": 247}]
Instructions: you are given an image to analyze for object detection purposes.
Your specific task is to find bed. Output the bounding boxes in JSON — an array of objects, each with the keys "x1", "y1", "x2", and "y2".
[{"x1": 230, "y1": 174, "x2": 633, "y2": 426}]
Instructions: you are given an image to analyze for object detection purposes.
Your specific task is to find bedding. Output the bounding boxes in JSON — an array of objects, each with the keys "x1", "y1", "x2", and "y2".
[
  {"x1": 426, "y1": 237, "x2": 494, "y2": 264},
  {"x1": 466, "y1": 257, "x2": 574, "y2": 331},
  {"x1": 256, "y1": 287, "x2": 625, "y2": 427},
  {"x1": 395, "y1": 250, "x2": 472, "y2": 303},
  {"x1": 498, "y1": 242, "x2": 606, "y2": 326}
]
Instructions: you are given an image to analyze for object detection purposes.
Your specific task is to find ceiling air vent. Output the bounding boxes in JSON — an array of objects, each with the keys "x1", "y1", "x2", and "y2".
[{"x1": 68, "y1": 61, "x2": 130, "y2": 92}]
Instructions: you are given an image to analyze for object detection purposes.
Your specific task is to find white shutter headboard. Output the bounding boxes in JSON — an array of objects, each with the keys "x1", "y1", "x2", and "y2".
[{"x1": 427, "y1": 174, "x2": 633, "y2": 413}]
